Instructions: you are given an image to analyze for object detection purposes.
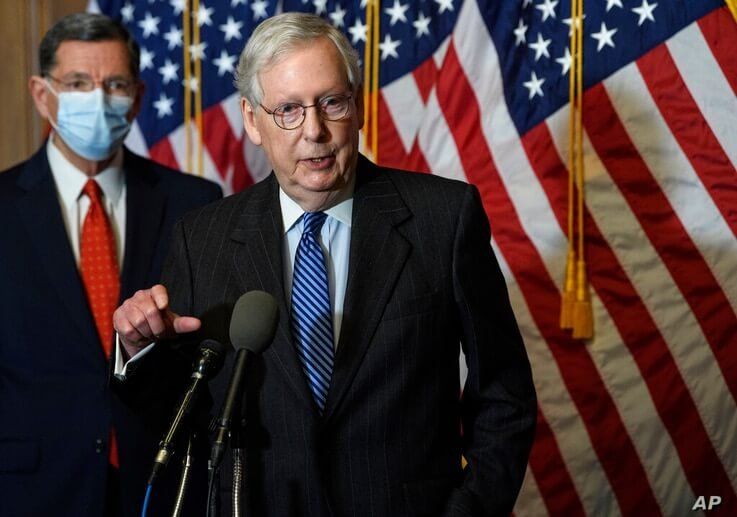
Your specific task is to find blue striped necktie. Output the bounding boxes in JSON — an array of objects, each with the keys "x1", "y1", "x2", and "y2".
[{"x1": 291, "y1": 211, "x2": 334, "y2": 412}]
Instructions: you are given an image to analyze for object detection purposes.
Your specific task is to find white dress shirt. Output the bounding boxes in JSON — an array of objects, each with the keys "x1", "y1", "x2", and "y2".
[{"x1": 47, "y1": 136, "x2": 126, "y2": 267}]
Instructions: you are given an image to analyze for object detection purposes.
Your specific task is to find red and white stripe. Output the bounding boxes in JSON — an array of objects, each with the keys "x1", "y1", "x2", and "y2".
[{"x1": 125, "y1": 91, "x2": 263, "y2": 195}]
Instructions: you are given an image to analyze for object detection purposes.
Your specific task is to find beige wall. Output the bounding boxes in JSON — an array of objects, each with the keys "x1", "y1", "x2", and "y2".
[{"x1": 0, "y1": 0, "x2": 87, "y2": 171}]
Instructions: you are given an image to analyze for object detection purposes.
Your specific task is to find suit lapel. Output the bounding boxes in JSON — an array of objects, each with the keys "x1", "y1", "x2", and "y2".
[
  {"x1": 15, "y1": 148, "x2": 99, "y2": 349},
  {"x1": 119, "y1": 151, "x2": 166, "y2": 301},
  {"x1": 229, "y1": 175, "x2": 315, "y2": 409},
  {"x1": 323, "y1": 159, "x2": 411, "y2": 421}
]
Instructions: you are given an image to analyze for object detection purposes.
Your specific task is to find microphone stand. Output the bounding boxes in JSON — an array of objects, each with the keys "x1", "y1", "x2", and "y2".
[
  {"x1": 231, "y1": 410, "x2": 246, "y2": 517},
  {"x1": 232, "y1": 447, "x2": 245, "y2": 517},
  {"x1": 149, "y1": 341, "x2": 225, "y2": 486},
  {"x1": 207, "y1": 396, "x2": 247, "y2": 517},
  {"x1": 206, "y1": 459, "x2": 221, "y2": 517},
  {"x1": 171, "y1": 432, "x2": 194, "y2": 517}
]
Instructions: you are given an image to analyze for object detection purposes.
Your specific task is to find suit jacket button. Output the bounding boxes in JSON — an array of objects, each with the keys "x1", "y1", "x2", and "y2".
[{"x1": 95, "y1": 438, "x2": 104, "y2": 453}]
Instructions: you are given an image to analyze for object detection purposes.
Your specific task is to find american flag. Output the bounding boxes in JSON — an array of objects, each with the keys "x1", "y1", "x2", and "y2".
[{"x1": 90, "y1": 0, "x2": 737, "y2": 514}]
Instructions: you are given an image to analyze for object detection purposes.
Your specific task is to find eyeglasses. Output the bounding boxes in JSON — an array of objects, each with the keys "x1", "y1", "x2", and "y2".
[
  {"x1": 45, "y1": 74, "x2": 135, "y2": 97},
  {"x1": 260, "y1": 94, "x2": 353, "y2": 130}
]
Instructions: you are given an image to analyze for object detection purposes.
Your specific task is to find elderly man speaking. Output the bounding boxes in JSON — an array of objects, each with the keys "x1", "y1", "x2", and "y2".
[{"x1": 115, "y1": 12, "x2": 536, "y2": 517}]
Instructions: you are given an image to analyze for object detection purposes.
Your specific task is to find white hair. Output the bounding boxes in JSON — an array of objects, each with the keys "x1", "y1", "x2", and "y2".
[{"x1": 234, "y1": 12, "x2": 362, "y2": 107}]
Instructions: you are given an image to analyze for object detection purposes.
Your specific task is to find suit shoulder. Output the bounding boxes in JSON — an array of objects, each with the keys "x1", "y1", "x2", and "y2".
[
  {"x1": 140, "y1": 157, "x2": 222, "y2": 196},
  {"x1": 177, "y1": 177, "x2": 270, "y2": 230},
  {"x1": 373, "y1": 164, "x2": 476, "y2": 206},
  {"x1": 0, "y1": 161, "x2": 25, "y2": 187},
  {"x1": 0, "y1": 158, "x2": 32, "y2": 202}
]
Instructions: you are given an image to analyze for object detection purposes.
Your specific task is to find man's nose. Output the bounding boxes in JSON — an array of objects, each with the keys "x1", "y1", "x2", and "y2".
[{"x1": 301, "y1": 105, "x2": 327, "y2": 141}]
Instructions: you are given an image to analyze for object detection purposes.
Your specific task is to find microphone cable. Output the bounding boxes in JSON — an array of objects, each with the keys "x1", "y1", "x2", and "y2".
[
  {"x1": 141, "y1": 483, "x2": 153, "y2": 517},
  {"x1": 171, "y1": 433, "x2": 194, "y2": 517}
]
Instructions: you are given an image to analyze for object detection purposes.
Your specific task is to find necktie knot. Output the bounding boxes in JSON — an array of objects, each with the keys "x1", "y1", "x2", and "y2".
[
  {"x1": 302, "y1": 211, "x2": 327, "y2": 235},
  {"x1": 82, "y1": 179, "x2": 104, "y2": 207}
]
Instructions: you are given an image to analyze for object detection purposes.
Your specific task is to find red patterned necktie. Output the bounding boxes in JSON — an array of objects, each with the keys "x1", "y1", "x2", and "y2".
[{"x1": 80, "y1": 179, "x2": 120, "y2": 468}]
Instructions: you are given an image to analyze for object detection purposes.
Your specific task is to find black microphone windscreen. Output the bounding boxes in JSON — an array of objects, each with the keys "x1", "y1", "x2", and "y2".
[
  {"x1": 229, "y1": 291, "x2": 278, "y2": 354},
  {"x1": 195, "y1": 339, "x2": 228, "y2": 379},
  {"x1": 198, "y1": 338, "x2": 228, "y2": 357}
]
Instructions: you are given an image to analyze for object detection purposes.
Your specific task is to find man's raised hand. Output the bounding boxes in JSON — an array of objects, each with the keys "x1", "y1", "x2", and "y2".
[{"x1": 113, "y1": 284, "x2": 201, "y2": 359}]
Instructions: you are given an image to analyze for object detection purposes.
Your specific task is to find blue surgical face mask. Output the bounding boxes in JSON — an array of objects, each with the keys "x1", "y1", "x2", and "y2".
[{"x1": 47, "y1": 84, "x2": 133, "y2": 161}]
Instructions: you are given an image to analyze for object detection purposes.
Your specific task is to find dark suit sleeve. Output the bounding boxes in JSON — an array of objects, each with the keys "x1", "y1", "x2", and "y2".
[
  {"x1": 113, "y1": 219, "x2": 200, "y2": 434},
  {"x1": 444, "y1": 186, "x2": 537, "y2": 517}
]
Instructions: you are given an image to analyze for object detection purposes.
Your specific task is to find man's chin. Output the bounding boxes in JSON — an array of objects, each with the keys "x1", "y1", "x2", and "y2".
[{"x1": 296, "y1": 168, "x2": 341, "y2": 190}]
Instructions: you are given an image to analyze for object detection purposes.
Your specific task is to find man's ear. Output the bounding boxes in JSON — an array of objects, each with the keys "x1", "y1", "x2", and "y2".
[
  {"x1": 29, "y1": 76, "x2": 54, "y2": 121},
  {"x1": 355, "y1": 86, "x2": 365, "y2": 130},
  {"x1": 128, "y1": 79, "x2": 145, "y2": 122},
  {"x1": 241, "y1": 98, "x2": 262, "y2": 146}
]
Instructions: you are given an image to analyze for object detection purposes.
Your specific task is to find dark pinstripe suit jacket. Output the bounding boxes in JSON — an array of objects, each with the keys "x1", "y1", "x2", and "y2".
[{"x1": 142, "y1": 155, "x2": 536, "y2": 516}]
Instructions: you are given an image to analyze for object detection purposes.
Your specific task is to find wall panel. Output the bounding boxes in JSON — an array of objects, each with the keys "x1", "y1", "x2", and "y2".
[{"x1": 0, "y1": 0, "x2": 87, "y2": 171}]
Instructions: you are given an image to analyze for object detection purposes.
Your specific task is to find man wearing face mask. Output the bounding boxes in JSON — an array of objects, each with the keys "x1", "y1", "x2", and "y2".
[{"x1": 0, "y1": 13, "x2": 222, "y2": 517}]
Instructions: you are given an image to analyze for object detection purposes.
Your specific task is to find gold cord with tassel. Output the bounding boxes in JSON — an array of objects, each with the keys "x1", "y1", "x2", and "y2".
[
  {"x1": 561, "y1": 0, "x2": 593, "y2": 339},
  {"x1": 571, "y1": 0, "x2": 593, "y2": 339},
  {"x1": 560, "y1": 0, "x2": 579, "y2": 330}
]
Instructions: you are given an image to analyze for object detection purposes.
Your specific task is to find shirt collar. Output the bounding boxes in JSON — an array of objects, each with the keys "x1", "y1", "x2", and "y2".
[
  {"x1": 279, "y1": 187, "x2": 353, "y2": 234},
  {"x1": 47, "y1": 136, "x2": 125, "y2": 206}
]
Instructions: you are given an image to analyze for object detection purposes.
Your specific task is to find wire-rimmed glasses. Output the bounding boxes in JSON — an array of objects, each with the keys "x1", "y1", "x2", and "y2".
[
  {"x1": 45, "y1": 74, "x2": 135, "y2": 97},
  {"x1": 260, "y1": 93, "x2": 353, "y2": 130}
]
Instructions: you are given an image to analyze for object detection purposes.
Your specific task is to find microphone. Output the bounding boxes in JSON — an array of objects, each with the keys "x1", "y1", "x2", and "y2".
[
  {"x1": 209, "y1": 291, "x2": 278, "y2": 470},
  {"x1": 148, "y1": 339, "x2": 227, "y2": 485}
]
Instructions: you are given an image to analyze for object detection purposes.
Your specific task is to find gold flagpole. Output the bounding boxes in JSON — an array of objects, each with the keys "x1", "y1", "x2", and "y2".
[
  {"x1": 371, "y1": 0, "x2": 380, "y2": 162},
  {"x1": 183, "y1": 0, "x2": 192, "y2": 173},
  {"x1": 193, "y1": 0, "x2": 204, "y2": 177},
  {"x1": 362, "y1": 0, "x2": 380, "y2": 162}
]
